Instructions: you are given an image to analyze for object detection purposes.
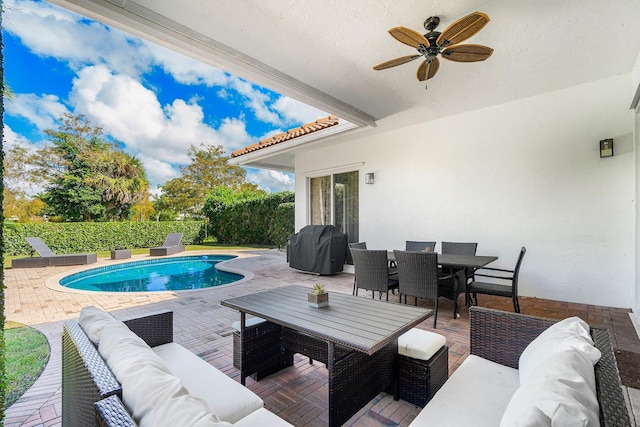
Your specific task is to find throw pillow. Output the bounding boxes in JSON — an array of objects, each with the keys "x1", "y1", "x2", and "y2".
[
  {"x1": 519, "y1": 317, "x2": 600, "y2": 384},
  {"x1": 78, "y1": 305, "x2": 122, "y2": 345}
]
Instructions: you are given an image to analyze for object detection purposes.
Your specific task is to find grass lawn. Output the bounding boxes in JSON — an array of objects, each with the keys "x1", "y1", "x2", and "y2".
[
  {"x1": 4, "y1": 243, "x2": 272, "y2": 269},
  {"x1": 5, "y1": 321, "x2": 51, "y2": 408}
]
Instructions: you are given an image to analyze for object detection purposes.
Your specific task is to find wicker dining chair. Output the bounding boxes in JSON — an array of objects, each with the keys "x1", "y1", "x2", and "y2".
[
  {"x1": 349, "y1": 242, "x2": 367, "y2": 295},
  {"x1": 405, "y1": 241, "x2": 436, "y2": 252},
  {"x1": 441, "y1": 241, "x2": 478, "y2": 304},
  {"x1": 350, "y1": 248, "x2": 399, "y2": 301},
  {"x1": 467, "y1": 247, "x2": 526, "y2": 313},
  {"x1": 393, "y1": 250, "x2": 463, "y2": 328}
]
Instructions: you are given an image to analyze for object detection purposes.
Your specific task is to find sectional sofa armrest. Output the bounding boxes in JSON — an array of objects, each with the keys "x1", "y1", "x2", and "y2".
[
  {"x1": 95, "y1": 395, "x2": 137, "y2": 427},
  {"x1": 124, "y1": 311, "x2": 173, "y2": 347},
  {"x1": 469, "y1": 306, "x2": 555, "y2": 368},
  {"x1": 62, "y1": 321, "x2": 121, "y2": 427},
  {"x1": 591, "y1": 328, "x2": 632, "y2": 427}
]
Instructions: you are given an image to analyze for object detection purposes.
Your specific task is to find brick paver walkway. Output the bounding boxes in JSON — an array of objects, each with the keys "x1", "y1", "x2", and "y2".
[{"x1": 5, "y1": 249, "x2": 640, "y2": 426}]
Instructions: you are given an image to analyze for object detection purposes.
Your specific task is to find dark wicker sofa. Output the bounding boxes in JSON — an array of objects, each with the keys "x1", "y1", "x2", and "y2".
[
  {"x1": 62, "y1": 310, "x2": 291, "y2": 427},
  {"x1": 62, "y1": 312, "x2": 173, "y2": 427},
  {"x1": 409, "y1": 306, "x2": 631, "y2": 426}
]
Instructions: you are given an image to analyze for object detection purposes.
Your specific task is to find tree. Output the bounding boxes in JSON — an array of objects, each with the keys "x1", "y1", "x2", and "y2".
[
  {"x1": 155, "y1": 144, "x2": 259, "y2": 219},
  {"x1": 34, "y1": 113, "x2": 150, "y2": 221},
  {"x1": 3, "y1": 145, "x2": 44, "y2": 221},
  {"x1": 131, "y1": 195, "x2": 155, "y2": 221}
]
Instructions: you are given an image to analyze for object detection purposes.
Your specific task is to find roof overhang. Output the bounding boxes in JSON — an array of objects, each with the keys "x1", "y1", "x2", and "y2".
[{"x1": 229, "y1": 119, "x2": 359, "y2": 172}]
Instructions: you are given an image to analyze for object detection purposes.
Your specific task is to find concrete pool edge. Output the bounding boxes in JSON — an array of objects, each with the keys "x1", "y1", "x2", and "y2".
[{"x1": 44, "y1": 250, "x2": 258, "y2": 295}]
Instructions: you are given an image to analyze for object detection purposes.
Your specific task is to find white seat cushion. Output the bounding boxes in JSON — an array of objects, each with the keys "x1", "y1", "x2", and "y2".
[
  {"x1": 231, "y1": 408, "x2": 294, "y2": 426},
  {"x1": 97, "y1": 323, "x2": 229, "y2": 427},
  {"x1": 231, "y1": 317, "x2": 266, "y2": 331},
  {"x1": 408, "y1": 355, "x2": 520, "y2": 427},
  {"x1": 153, "y1": 342, "x2": 264, "y2": 424},
  {"x1": 398, "y1": 328, "x2": 446, "y2": 361}
]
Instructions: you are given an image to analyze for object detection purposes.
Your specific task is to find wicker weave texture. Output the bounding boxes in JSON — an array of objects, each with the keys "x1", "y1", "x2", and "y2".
[
  {"x1": 239, "y1": 321, "x2": 293, "y2": 383},
  {"x1": 469, "y1": 307, "x2": 631, "y2": 427},
  {"x1": 94, "y1": 396, "x2": 136, "y2": 427},
  {"x1": 123, "y1": 311, "x2": 173, "y2": 347},
  {"x1": 62, "y1": 321, "x2": 121, "y2": 427},
  {"x1": 398, "y1": 345, "x2": 448, "y2": 407},
  {"x1": 329, "y1": 341, "x2": 398, "y2": 427},
  {"x1": 281, "y1": 327, "x2": 350, "y2": 365}
]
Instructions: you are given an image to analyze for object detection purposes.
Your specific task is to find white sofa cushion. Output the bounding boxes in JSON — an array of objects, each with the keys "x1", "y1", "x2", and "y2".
[
  {"x1": 231, "y1": 408, "x2": 294, "y2": 426},
  {"x1": 519, "y1": 317, "x2": 600, "y2": 385},
  {"x1": 500, "y1": 377, "x2": 599, "y2": 427},
  {"x1": 398, "y1": 328, "x2": 446, "y2": 361},
  {"x1": 153, "y1": 342, "x2": 264, "y2": 424},
  {"x1": 97, "y1": 322, "x2": 229, "y2": 426},
  {"x1": 408, "y1": 355, "x2": 520, "y2": 427},
  {"x1": 78, "y1": 305, "x2": 122, "y2": 345},
  {"x1": 501, "y1": 348, "x2": 600, "y2": 427}
]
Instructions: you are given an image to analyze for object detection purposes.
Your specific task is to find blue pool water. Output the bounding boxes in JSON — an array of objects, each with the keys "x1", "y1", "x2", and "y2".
[{"x1": 59, "y1": 255, "x2": 243, "y2": 292}]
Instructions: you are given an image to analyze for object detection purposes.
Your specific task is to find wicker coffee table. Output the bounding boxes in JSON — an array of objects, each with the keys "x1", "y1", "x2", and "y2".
[{"x1": 222, "y1": 285, "x2": 432, "y2": 427}]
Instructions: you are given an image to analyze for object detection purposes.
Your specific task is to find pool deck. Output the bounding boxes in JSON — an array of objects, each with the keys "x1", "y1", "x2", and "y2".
[{"x1": 4, "y1": 249, "x2": 640, "y2": 426}]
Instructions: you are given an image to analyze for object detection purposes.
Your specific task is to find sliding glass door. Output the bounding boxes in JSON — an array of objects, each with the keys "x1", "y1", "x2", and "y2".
[{"x1": 309, "y1": 171, "x2": 359, "y2": 243}]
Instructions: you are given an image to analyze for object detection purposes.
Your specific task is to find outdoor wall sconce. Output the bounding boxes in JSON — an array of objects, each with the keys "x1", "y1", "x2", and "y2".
[
  {"x1": 600, "y1": 138, "x2": 614, "y2": 158},
  {"x1": 365, "y1": 172, "x2": 374, "y2": 184}
]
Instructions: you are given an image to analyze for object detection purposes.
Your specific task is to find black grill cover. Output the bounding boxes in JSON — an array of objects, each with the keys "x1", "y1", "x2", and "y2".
[{"x1": 289, "y1": 225, "x2": 347, "y2": 275}]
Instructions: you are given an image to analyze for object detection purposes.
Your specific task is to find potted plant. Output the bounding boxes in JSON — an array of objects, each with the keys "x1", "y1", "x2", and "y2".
[{"x1": 308, "y1": 283, "x2": 329, "y2": 308}]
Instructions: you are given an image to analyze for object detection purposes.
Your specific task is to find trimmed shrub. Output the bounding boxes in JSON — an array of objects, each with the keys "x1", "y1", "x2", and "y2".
[
  {"x1": 204, "y1": 191, "x2": 294, "y2": 246},
  {"x1": 4, "y1": 221, "x2": 206, "y2": 256}
]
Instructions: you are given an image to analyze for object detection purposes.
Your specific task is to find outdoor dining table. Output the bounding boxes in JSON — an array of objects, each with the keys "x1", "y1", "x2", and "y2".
[
  {"x1": 387, "y1": 251, "x2": 498, "y2": 269},
  {"x1": 221, "y1": 284, "x2": 433, "y2": 427}
]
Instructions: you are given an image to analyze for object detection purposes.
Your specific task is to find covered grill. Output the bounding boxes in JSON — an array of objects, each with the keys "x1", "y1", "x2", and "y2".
[{"x1": 288, "y1": 225, "x2": 347, "y2": 275}]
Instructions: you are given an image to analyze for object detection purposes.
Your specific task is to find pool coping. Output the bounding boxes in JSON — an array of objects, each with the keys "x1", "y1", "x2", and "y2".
[{"x1": 44, "y1": 250, "x2": 258, "y2": 295}]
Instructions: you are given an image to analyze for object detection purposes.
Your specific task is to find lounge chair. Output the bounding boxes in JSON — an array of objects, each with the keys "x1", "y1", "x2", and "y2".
[
  {"x1": 149, "y1": 233, "x2": 185, "y2": 256},
  {"x1": 12, "y1": 237, "x2": 98, "y2": 268}
]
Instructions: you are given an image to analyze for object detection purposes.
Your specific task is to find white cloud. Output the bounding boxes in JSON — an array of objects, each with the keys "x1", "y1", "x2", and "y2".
[
  {"x1": 247, "y1": 169, "x2": 295, "y2": 193},
  {"x1": 68, "y1": 65, "x2": 256, "y2": 186},
  {"x1": 137, "y1": 154, "x2": 180, "y2": 190},
  {"x1": 3, "y1": 0, "x2": 151, "y2": 76},
  {"x1": 272, "y1": 96, "x2": 328, "y2": 125},
  {"x1": 4, "y1": 92, "x2": 70, "y2": 130}
]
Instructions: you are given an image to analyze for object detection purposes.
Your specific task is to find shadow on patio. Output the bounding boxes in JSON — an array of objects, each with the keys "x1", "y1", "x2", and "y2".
[{"x1": 4, "y1": 249, "x2": 640, "y2": 426}]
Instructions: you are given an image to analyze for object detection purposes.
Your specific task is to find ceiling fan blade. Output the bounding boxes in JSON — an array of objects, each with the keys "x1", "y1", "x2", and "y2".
[
  {"x1": 436, "y1": 12, "x2": 490, "y2": 47},
  {"x1": 416, "y1": 57, "x2": 440, "y2": 81},
  {"x1": 373, "y1": 55, "x2": 421, "y2": 70},
  {"x1": 441, "y1": 44, "x2": 494, "y2": 62},
  {"x1": 388, "y1": 26, "x2": 430, "y2": 48}
]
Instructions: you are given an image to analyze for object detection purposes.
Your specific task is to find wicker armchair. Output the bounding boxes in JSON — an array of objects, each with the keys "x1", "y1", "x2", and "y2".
[
  {"x1": 467, "y1": 246, "x2": 526, "y2": 313},
  {"x1": 405, "y1": 240, "x2": 436, "y2": 252},
  {"x1": 393, "y1": 250, "x2": 463, "y2": 327},
  {"x1": 441, "y1": 241, "x2": 478, "y2": 304},
  {"x1": 350, "y1": 248, "x2": 399, "y2": 300},
  {"x1": 349, "y1": 242, "x2": 367, "y2": 295}
]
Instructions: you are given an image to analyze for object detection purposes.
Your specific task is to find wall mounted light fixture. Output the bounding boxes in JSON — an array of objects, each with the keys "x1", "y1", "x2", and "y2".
[
  {"x1": 365, "y1": 172, "x2": 374, "y2": 184},
  {"x1": 600, "y1": 139, "x2": 614, "y2": 158}
]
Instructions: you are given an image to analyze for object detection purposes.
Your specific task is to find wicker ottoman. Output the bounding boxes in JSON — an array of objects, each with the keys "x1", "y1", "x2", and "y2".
[
  {"x1": 397, "y1": 328, "x2": 449, "y2": 407},
  {"x1": 232, "y1": 318, "x2": 293, "y2": 380}
]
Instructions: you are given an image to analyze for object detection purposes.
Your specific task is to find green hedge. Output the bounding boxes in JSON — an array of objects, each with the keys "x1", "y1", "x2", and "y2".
[
  {"x1": 4, "y1": 221, "x2": 206, "y2": 256},
  {"x1": 205, "y1": 192, "x2": 294, "y2": 247}
]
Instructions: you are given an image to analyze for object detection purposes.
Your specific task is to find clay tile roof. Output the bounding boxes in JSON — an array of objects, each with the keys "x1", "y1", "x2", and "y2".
[{"x1": 231, "y1": 115, "x2": 340, "y2": 158}]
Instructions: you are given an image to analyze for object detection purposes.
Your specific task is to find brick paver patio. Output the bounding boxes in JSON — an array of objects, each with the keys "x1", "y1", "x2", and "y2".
[{"x1": 4, "y1": 249, "x2": 640, "y2": 426}]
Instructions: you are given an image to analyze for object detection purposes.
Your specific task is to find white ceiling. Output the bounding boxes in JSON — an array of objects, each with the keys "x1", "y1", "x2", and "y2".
[{"x1": 52, "y1": 0, "x2": 640, "y2": 158}]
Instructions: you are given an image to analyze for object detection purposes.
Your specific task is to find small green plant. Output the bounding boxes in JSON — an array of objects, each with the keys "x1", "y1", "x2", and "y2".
[{"x1": 312, "y1": 283, "x2": 325, "y2": 294}]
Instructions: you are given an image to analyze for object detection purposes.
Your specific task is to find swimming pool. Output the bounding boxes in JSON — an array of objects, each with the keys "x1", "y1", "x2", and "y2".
[{"x1": 59, "y1": 255, "x2": 243, "y2": 292}]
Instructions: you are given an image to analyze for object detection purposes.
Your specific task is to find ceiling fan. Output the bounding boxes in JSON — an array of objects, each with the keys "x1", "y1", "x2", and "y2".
[{"x1": 373, "y1": 11, "x2": 493, "y2": 88}]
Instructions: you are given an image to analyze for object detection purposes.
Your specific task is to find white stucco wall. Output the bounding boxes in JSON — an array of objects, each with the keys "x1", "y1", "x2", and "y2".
[{"x1": 295, "y1": 74, "x2": 635, "y2": 308}]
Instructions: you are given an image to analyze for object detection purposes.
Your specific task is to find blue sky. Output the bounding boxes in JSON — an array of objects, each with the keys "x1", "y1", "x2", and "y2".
[{"x1": 2, "y1": 0, "x2": 327, "y2": 195}]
